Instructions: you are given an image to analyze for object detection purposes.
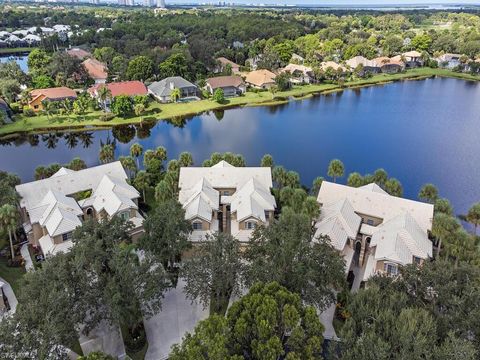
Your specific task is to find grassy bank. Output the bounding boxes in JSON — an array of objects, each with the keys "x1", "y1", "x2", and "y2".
[
  {"x1": 0, "y1": 256, "x2": 25, "y2": 295},
  {"x1": 0, "y1": 68, "x2": 478, "y2": 138},
  {"x1": 0, "y1": 47, "x2": 37, "y2": 55}
]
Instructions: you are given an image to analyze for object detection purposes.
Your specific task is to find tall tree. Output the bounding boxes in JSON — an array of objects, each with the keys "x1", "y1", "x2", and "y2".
[
  {"x1": 244, "y1": 211, "x2": 345, "y2": 311},
  {"x1": 419, "y1": 183, "x2": 439, "y2": 203},
  {"x1": 170, "y1": 282, "x2": 325, "y2": 360},
  {"x1": 140, "y1": 200, "x2": 191, "y2": 275},
  {"x1": 0, "y1": 204, "x2": 18, "y2": 259},
  {"x1": 99, "y1": 144, "x2": 115, "y2": 164},
  {"x1": 260, "y1": 154, "x2": 274, "y2": 168},
  {"x1": 178, "y1": 151, "x2": 194, "y2": 167},
  {"x1": 466, "y1": 203, "x2": 480, "y2": 234},
  {"x1": 130, "y1": 143, "x2": 144, "y2": 168},
  {"x1": 327, "y1": 159, "x2": 345, "y2": 182},
  {"x1": 432, "y1": 212, "x2": 460, "y2": 258},
  {"x1": 182, "y1": 232, "x2": 243, "y2": 315},
  {"x1": 133, "y1": 170, "x2": 150, "y2": 201}
]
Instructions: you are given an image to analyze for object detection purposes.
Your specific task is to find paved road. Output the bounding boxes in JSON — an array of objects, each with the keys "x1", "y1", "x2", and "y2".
[{"x1": 144, "y1": 278, "x2": 208, "y2": 360}]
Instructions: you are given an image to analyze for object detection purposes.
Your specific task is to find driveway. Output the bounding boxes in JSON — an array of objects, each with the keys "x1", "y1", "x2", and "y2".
[
  {"x1": 144, "y1": 278, "x2": 208, "y2": 360},
  {"x1": 0, "y1": 276, "x2": 18, "y2": 315}
]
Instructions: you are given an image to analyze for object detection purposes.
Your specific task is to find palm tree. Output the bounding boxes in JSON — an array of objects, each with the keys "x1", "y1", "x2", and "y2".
[
  {"x1": 133, "y1": 170, "x2": 150, "y2": 200},
  {"x1": 64, "y1": 133, "x2": 79, "y2": 149},
  {"x1": 432, "y1": 212, "x2": 460, "y2": 258},
  {"x1": 269, "y1": 85, "x2": 278, "y2": 99},
  {"x1": 0, "y1": 204, "x2": 18, "y2": 259},
  {"x1": 34, "y1": 165, "x2": 47, "y2": 180},
  {"x1": 130, "y1": 143, "x2": 144, "y2": 168},
  {"x1": 119, "y1": 155, "x2": 138, "y2": 179},
  {"x1": 68, "y1": 157, "x2": 87, "y2": 171},
  {"x1": 134, "y1": 104, "x2": 145, "y2": 119},
  {"x1": 98, "y1": 85, "x2": 112, "y2": 111},
  {"x1": 99, "y1": 144, "x2": 115, "y2": 164},
  {"x1": 444, "y1": 228, "x2": 471, "y2": 267},
  {"x1": 79, "y1": 132, "x2": 94, "y2": 148},
  {"x1": 170, "y1": 88, "x2": 181, "y2": 103},
  {"x1": 466, "y1": 203, "x2": 480, "y2": 235},
  {"x1": 272, "y1": 166, "x2": 288, "y2": 189},
  {"x1": 418, "y1": 183, "x2": 439, "y2": 203},
  {"x1": 327, "y1": 159, "x2": 345, "y2": 183},
  {"x1": 42, "y1": 100, "x2": 55, "y2": 120}
]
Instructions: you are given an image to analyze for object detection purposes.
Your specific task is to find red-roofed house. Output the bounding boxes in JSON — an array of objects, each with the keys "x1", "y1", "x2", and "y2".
[
  {"x1": 82, "y1": 58, "x2": 108, "y2": 84},
  {"x1": 66, "y1": 48, "x2": 91, "y2": 60},
  {"x1": 88, "y1": 81, "x2": 148, "y2": 100},
  {"x1": 29, "y1": 87, "x2": 77, "y2": 112}
]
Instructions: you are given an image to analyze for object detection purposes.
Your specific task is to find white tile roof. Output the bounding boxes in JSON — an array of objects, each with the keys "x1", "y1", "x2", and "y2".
[
  {"x1": 371, "y1": 213, "x2": 432, "y2": 265},
  {"x1": 38, "y1": 234, "x2": 73, "y2": 256},
  {"x1": 178, "y1": 162, "x2": 275, "y2": 224},
  {"x1": 358, "y1": 183, "x2": 388, "y2": 195},
  {"x1": 16, "y1": 162, "x2": 128, "y2": 211},
  {"x1": 179, "y1": 161, "x2": 273, "y2": 191},
  {"x1": 314, "y1": 198, "x2": 361, "y2": 250},
  {"x1": 90, "y1": 175, "x2": 139, "y2": 216},
  {"x1": 16, "y1": 162, "x2": 140, "y2": 239},
  {"x1": 230, "y1": 178, "x2": 276, "y2": 222},
  {"x1": 317, "y1": 182, "x2": 433, "y2": 233},
  {"x1": 181, "y1": 178, "x2": 219, "y2": 222}
]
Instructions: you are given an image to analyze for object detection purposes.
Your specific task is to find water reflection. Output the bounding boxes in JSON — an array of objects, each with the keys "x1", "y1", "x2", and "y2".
[{"x1": 1, "y1": 78, "x2": 480, "y2": 216}]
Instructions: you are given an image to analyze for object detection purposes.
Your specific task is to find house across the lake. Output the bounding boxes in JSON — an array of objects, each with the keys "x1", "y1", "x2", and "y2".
[
  {"x1": 346, "y1": 56, "x2": 381, "y2": 74},
  {"x1": 205, "y1": 75, "x2": 246, "y2": 97},
  {"x1": 314, "y1": 181, "x2": 433, "y2": 290},
  {"x1": 66, "y1": 47, "x2": 92, "y2": 60},
  {"x1": 281, "y1": 64, "x2": 314, "y2": 84},
  {"x1": 88, "y1": 80, "x2": 148, "y2": 100},
  {"x1": 372, "y1": 57, "x2": 405, "y2": 73},
  {"x1": 15, "y1": 162, "x2": 144, "y2": 257},
  {"x1": 245, "y1": 69, "x2": 276, "y2": 89},
  {"x1": 82, "y1": 58, "x2": 108, "y2": 84},
  {"x1": 148, "y1": 76, "x2": 198, "y2": 103},
  {"x1": 435, "y1": 53, "x2": 463, "y2": 69},
  {"x1": 215, "y1": 57, "x2": 241, "y2": 74},
  {"x1": 178, "y1": 161, "x2": 276, "y2": 242},
  {"x1": 28, "y1": 87, "x2": 77, "y2": 112}
]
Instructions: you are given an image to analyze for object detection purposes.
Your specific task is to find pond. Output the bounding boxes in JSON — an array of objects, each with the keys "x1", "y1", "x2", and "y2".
[
  {"x1": 0, "y1": 53, "x2": 29, "y2": 73},
  {"x1": 1, "y1": 77, "x2": 479, "y2": 215}
]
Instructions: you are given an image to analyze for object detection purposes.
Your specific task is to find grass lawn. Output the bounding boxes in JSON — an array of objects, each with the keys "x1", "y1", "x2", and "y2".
[
  {"x1": 0, "y1": 68, "x2": 478, "y2": 138},
  {"x1": 0, "y1": 256, "x2": 26, "y2": 295},
  {"x1": 0, "y1": 47, "x2": 37, "y2": 54}
]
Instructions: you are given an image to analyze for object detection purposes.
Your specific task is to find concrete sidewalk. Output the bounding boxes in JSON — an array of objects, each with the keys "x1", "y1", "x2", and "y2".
[
  {"x1": 20, "y1": 244, "x2": 34, "y2": 272},
  {"x1": 0, "y1": 276, "x2": 18, "y2": 315},
  {"x1": 144, "y1": 278, "x2": 208, "y2": 360}
]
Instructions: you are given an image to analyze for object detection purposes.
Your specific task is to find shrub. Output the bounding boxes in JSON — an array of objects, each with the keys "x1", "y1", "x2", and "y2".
[
  {"x1": 9, "y1": 103, "x2": 21, "y2": 114},
  {"x1": 99, "y1": 113, "x2": 116, "y2": 122},
  {"x1": 23, "y1": 107, "x2": 36, "y2": 117}
]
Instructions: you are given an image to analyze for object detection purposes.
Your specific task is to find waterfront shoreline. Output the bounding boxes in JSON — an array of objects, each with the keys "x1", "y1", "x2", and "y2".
[{"x1": 0, "y1": 68, "x2": 478, "y2": 139}]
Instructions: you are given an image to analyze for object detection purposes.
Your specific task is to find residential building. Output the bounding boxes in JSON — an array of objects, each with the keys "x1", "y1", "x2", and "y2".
[
  {"x1": 66, "y1": 47, "x2": 92, "y2": 60},
  {"x1": 346, "y1": 56, "x2": 381, "y2": 74},
  {"x1": 88, "y1": 81, "x2": 148, "y2": 101},
  {"x1": 319, "y1": 61, "x2": 348, "y2": 73},
  {"x1": 28, "y1": 87, "x2": 77, "y2": 112},
  {"x1": 178, "y1": 161, "x2": 276, "y2": 242},
  {"x1": 148, "y1": 76, "x2": 198, "y2": 103},
  {"x1": 245, "y1": 69, "x2": 276, "y2": 89},
  {"x1": 397, "y1": 51, "x2": 423, "y2": 68},
  {"x1": 281, "y1": 63, "x2": 314, "y2": 84},
  {"x1": 16, "y1": 162, "x2": 144, "y2": 257},
  {"x1": 290, "y1": 53, "x2": 305, "y2": 64},
  {"x1": 314, "y1": 181, "x2": 433, "y2": 289},
  {"x1": 205, "y1": 75, "x2": 246, "y2": 97},
  {"x1": 435, "y1": 53, "x2": 463, "y2": 69},
  {"x1": 82, "y1": 58, "x2": 108, "y2": 84},
  {"x1": 216, "y1": 57, "x2": 241, "y2": 74},
  {"x1": 372, "y1": 57, "x2": 404, "y2": 73}
]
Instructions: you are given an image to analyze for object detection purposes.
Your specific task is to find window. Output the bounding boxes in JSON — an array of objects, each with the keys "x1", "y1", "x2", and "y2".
[
  {"x1": 413, "y1": 256, "x2": 422, "y2": 265},
  {"x1": 367, "y1": 219, "x2": 374, "y2": 226},
  {"x1": 384, "y1": 263, "x2": 398, "y2": 276},
  {"x1": 245, "y1": 221, "x2": 257, "y2": 230},
  {"x1": 34, "y1": 105, "x2": 39, "y2": 109},
  {"x1": 117, "y1": 211, "x2": 130, "y2": 221},
  {"x1": 265, "y1": 211, "x2": 270, "y2": 220},
  {"x1": 192, "y1": 221, "x2": 203, "y2": 230},
  {"x1": 62, "y1": 232, "x2": 73, "y2": 242},
  {"x1": 223, "y1": 190, "x2": 230, "y2": 196}
]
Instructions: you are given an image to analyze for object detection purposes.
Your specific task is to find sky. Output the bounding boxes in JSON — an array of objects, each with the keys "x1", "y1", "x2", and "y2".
[{"x1": 167, "y1": 0, "x2": 480, "y2": 5}]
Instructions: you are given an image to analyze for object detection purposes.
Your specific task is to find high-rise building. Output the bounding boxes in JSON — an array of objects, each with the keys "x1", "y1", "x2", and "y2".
[
  {"x1": 126, "y1": 0, "x2": 134, "y2": 6},
  {"x1": 156, "y1": 0, "x2": 165, "y2": 8},
  {"x1": 144, "y1": 0, "x2": 154, "y2": 7},
  {"x1": 118, "y1": 0, "x2": 127, "y2": 5}
]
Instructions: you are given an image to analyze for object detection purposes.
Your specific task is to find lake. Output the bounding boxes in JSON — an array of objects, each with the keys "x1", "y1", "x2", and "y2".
[
  {"x1": 0, "y1": 53, "x2": 29, "y2": 72},
  {"x1": 1, "y1": 77, "x2": 479, "y2": 215}
]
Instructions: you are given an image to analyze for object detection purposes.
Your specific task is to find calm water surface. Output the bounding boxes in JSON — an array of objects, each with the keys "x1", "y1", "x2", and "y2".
[
  {"x1": 0, "y1": 54, "x2": 29, "y2": 73},
  {"x1": 1, "y1": 77, "x2": 479, "y2": 214}
]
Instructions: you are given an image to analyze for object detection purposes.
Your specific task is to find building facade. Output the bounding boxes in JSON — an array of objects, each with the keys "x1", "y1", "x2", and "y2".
[
  {"x1": 178, "y1": 161, "x2": 276, "y2": 242},
  {"x1": 314, "y1": 182, "x2": 434, "y2": 290},
  {"x1": 16, "y1": 162, "x2": 144, "y2": 257}
]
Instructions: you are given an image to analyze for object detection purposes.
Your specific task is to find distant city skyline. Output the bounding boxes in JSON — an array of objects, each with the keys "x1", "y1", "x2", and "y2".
[{"x1": 167, "y1": 0, "x2": 480, "y2": 4}]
